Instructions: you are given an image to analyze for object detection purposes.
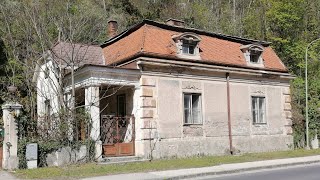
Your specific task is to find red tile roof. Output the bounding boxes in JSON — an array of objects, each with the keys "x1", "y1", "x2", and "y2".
[
  {"x1": 52, "y1": 42, "x2": 104, "y2": 67},
  {"x1": 102, "y1": 20, "x2": 288, "y2": 72}
]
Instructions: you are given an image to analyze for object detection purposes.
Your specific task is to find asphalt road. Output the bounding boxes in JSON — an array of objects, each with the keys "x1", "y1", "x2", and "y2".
[{"x1": 193, "y1": 163, "x2": 320, "y2": 180}]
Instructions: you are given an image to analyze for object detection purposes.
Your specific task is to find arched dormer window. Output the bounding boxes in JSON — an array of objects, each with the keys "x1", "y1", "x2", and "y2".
[
  {"x1": 172, "y1": 33, "x2": 201, "y2": 60},
  {"x1": 240, "y1": 44, "x2": 264, "y2": 67}
]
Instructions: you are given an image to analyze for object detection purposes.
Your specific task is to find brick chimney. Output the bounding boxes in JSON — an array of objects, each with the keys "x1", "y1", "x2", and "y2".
[
  {"x1": 108, "y1": 20, "x2": 118, "y2": 38},
  {"x1": 166, "y1": 18, "x2": 185, "y2": 27}
]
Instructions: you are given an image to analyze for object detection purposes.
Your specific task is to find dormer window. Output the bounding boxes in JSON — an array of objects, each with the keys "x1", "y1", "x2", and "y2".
[
  {"x1": 173, "y1": 33, "x2": 201, "y2": 60},
  {"x1": 249, "y1": 47, "x2": 263, "y2": 63},
  {"x1": 182, "y1": 41, "x2": 196, "y2": 55},
  {"x1": 241, "y1": 44, "x2": 264, "y2": 67}
]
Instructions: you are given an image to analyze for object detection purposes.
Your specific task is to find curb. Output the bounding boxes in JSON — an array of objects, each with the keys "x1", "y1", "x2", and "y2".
[{"x1": 162, "y1": 160, "x2": 320, "y2": 180}]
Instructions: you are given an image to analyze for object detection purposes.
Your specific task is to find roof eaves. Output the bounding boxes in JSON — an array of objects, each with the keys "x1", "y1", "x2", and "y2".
[
  {"x1": 112, "y1": 52, "x2": 288, "y2": 73},
  {"x1": 64, "y1": 63, "x2": 140, "y2": 77}
]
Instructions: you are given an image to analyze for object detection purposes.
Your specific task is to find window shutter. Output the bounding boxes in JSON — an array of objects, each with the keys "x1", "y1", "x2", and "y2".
[
  {"x1": 184, "y1": 94, "x2": 192, "y2": 124},
  {"x1": 259, "y1": 97, "x2": 265, "y2": 123},
  {"x1": 252, "y1": 97, "x2": 258, "y2": 123},
  {"x1": 192, "y1": 95, "x2": 201, "y2": 124}
]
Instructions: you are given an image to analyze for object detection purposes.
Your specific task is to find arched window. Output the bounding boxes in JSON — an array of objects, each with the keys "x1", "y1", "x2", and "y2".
[
  {"x1": 241, "y1": 44, "x2": 264, "y2": 66},
  {"x1": 173, "y1": 33, "x2": 201, "y2": 60}
]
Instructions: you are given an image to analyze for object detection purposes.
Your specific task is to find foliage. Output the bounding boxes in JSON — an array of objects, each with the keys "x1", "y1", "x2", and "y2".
[
  {"x1": 15, "y1": 109, "x2": 95, "y2": 169},
  {"x1": 17, "y1": 138, "x2": 28, "y2": 169}
]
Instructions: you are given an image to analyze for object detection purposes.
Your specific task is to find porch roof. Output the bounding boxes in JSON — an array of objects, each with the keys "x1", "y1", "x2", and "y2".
[{"x1": 63, "y1": 64, "x2": 140, "y2": 92}]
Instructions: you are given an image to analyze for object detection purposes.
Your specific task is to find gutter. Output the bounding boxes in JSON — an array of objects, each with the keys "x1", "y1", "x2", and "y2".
[
  {"x1": 226, "y1": 73, "x2": 233, "y2": 155},
  {"x1": 137, "y1": 58, "x2": 294, "y2": 80},
  {"x1": 113, "y1": 52, "x2": 292, "y2": 75}
]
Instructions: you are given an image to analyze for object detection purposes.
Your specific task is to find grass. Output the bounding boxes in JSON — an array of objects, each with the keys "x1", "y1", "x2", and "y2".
[{"x1": 13, "y1": 148, "x2": 320, "y2": 179}]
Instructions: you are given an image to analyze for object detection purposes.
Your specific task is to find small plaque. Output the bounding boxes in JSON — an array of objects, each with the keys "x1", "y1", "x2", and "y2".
[{"x1": 26, "y1": 143, "x2": 38, "y2": 160}]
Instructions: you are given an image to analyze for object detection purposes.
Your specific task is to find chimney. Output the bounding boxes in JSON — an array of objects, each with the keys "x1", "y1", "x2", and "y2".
[
  {"x1": 166, "y1": 18, "x2": 185, "y2": 27},
  {"x1": 108, "y1": 20, "x2": 118, "y2": 38}
]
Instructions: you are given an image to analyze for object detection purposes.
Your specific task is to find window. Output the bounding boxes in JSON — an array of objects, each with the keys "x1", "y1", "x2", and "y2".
[
  {"x1": 252, "y1": 96, "x2": 266, "y2": 124},
  {"x1": 44, "y1": 99, "x2": 51, "y2": 117},
  {"x1": 182, "y1": 41, "x2": 196, "y2": 55},
  {"x1": 249, "y1": 48, "x2": 263, "y2": 63},
  {"x1": 44, "y1": 67, "x2": 49, "y2": 79},
  {"x1": 240, "y1": 44, "x2": 264, "y2": 65},
  {"x1": 184, "y1": 93, "x2": 202, "y2": 124},
  {"x1": 172, "y1": 33, "x2": 201, "y2": 60}
]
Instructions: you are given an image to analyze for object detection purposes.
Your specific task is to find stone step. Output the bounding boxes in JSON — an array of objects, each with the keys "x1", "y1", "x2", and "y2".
[{"x1": 99, "y1": 156, "x2": 149, "y2": 165}]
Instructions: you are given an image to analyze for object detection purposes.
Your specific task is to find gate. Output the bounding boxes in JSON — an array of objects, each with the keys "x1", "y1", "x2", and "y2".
[{"x1": 101, "y1": 115, "x2": 135, "y2": 157}]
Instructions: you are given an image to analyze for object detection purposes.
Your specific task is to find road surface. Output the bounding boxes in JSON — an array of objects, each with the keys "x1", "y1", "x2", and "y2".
[{"x1": 192, "y1": 163, "x2": 320, "y2": 180}]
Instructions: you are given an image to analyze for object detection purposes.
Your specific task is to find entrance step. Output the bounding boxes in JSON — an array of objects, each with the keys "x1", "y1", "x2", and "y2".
[{"x1": 99, "y1": 156, "x2": 149, "y2": 165}]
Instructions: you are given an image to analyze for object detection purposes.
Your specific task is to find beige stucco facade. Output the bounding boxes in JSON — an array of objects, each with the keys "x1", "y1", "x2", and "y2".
[{"x1": 133, "y1": 58, "x2": 293, "y2": 159}]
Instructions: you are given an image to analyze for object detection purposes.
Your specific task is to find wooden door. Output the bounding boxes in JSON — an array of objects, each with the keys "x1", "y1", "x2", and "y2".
[{"x1": 101, "y1": 116, "x2": 135, "y2": 157}]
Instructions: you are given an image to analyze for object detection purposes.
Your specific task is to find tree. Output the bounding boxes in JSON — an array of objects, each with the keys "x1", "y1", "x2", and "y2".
[{"x1": 0, "y1": 0, "x2": 112, "y2": 164}]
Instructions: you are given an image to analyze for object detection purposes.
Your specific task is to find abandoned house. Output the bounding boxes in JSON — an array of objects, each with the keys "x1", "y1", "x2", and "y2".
[{"x1": 33, "y1": 19, "x2": 294, "y2": 160}]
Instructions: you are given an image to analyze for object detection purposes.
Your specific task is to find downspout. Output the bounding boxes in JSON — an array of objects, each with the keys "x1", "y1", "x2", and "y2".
[{"x1": 226, "y1": 73, "x2": 233, "y2": 155}]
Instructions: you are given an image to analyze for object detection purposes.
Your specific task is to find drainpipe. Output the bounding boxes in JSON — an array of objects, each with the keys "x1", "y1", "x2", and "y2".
[{"x1": 226, "y1": 73, "x2": 233, "y2": 155}]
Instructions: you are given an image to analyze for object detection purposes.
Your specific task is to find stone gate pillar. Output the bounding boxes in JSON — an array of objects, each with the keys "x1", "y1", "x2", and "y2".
[{"x1": 2, "y1": 103, "x2": 23, "y2": 170}]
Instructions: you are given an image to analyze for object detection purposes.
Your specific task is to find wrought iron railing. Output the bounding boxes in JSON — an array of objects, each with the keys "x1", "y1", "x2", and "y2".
[{"x1": 101, "y1": 115, "x2": 135, "y2": 145}]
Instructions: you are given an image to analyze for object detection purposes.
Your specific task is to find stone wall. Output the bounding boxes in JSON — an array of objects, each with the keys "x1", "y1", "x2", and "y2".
[
  {"x1": 46, "y1": 145, "x2": 87, "y2": 167},
  {"x1": 135, "y1": 73, "x2": 293, "y2": 159}
]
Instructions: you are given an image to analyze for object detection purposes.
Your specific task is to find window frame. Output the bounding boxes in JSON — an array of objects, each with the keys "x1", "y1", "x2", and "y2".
[
  {"x1": 44, "y1": 99, "x2": 51, "y2": 117},
  {"x1": 251, "y1": 96, "x2": 266, "y2": 124},
  {"x1": 249, "y1": 49, "x2": 263, "y2": 64},
  {"x1": 183, "y1": 93, "x2": 203, "y2": 125},
  {"x1": 173, "y1": 33, "x2": 201, "y2": 60},
  {"x1": 182, "y1": 42, "x2": 196, "y2": 55}
]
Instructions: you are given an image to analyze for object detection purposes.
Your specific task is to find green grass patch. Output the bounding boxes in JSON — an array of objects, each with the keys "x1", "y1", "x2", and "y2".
[{"x1": 14, "y1": 149, "x2": 320, "y2": 179}]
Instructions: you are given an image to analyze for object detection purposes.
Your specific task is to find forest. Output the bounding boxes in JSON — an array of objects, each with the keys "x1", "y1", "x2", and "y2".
[{"x1": 0, "y1": 0, "x2": 319, "y2": 149}]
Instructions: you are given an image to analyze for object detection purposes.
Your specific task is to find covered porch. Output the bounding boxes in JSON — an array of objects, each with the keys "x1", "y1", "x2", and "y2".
[{"x1": 64, "y1": 65, "x2": 140, "y2": 159}]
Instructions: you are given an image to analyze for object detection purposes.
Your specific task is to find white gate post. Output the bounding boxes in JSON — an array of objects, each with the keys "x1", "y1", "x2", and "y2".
[{"x1": 2, "y1": 103, "x2": 23, "y2": 170}]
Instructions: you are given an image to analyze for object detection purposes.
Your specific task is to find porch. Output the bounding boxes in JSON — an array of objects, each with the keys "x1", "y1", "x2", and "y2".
[{"x1": 64, "y1": 65, "x2": 140, "y2": 159}]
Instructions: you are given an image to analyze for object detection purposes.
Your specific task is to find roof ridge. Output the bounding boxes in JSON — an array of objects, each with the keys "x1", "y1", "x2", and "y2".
[
  {"x1": 101, "y1": 19, "x2": 270, "y2": 47},
  {"x1": 140, "y1": 24, "x2": 147, "y2": 52},
  {"x1": 143, "y1": 19, "x2": 270, "y2": 45}
]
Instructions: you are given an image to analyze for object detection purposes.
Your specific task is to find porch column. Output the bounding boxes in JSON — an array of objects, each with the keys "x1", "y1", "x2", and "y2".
[{"x1": 85, "y1": 86, "x2": 102, "y2": 160}]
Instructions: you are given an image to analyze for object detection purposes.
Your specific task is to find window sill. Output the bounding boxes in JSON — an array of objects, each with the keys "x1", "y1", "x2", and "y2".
[
  {"x1": 177, "y1": 53, "x2": 201, "y2": 60},
  {"x1": 253, "y1": 123, "x2": 267, "y2": 127},
  {"x1": 183, "y1": 123, "x2": 203, "y2": 126},
  {"x1": 247, "y1": 62, "x2": 264, "y2": 68}
]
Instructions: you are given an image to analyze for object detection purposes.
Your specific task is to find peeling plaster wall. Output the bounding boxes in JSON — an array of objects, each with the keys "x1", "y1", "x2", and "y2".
[{"x1": 135, "y1": 73, "x2": 293, "y2": 159}]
